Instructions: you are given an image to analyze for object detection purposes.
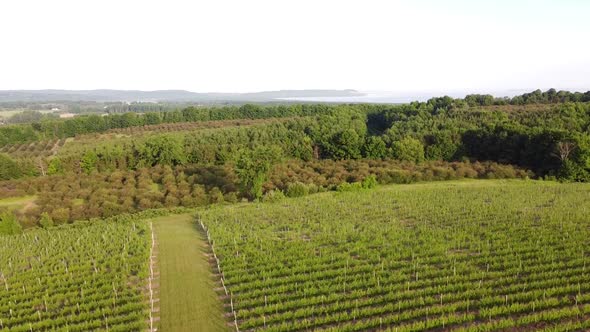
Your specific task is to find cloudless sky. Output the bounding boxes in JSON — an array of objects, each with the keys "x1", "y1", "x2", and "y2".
[{"x1": 1, "y1": 0, "x2": 589, "y2": 94}]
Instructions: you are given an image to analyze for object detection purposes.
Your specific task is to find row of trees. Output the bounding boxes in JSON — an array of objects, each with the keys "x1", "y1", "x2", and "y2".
[
  {"x1": 0, "y1": 103, "x2": 338, "y2": 146},
  {"x1": 2, "y1": 89, "x2": 590, "y2": 147}
]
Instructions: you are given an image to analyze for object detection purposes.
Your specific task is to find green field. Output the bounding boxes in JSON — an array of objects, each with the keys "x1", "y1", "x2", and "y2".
[
  {"x1": 0, "y1": 221, "x2": 151, "y2": 331},
  {"x1": 153, "y1": 214, "x2": 227, "y2": 332},
  {"x1": 199, "y1": 180, "x2": 590, "y2": 331}
]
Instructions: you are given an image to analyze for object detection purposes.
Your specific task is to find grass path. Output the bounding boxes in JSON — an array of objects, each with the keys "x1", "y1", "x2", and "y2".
[{"x1": 152, "y1": 214, "x2": 227, "y2": 332}]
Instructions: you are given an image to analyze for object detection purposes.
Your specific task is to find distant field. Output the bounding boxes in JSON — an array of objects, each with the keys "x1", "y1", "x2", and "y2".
[
  {"x1": 200, "y1": 180, "x2": 590, "y2": 331},
  {"x1": 0, "y1": 109, "x2": 55, "y2": 119},
  {"x1": 153, "y1": 214, "x2": 226, "y2": 332}
]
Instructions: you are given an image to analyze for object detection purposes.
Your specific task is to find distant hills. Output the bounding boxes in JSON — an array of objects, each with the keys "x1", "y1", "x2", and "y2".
[{"x1": 0, "y1": 89, "x2": 364, "y2": 103}]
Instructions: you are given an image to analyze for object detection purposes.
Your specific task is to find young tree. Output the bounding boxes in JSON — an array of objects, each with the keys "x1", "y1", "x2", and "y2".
[
  {"x1": 80, "y1": 151, "x2": 98, "y2": 174},
  {"x1": 47, "y1": 158, "x2": 63, "y2": 175}
]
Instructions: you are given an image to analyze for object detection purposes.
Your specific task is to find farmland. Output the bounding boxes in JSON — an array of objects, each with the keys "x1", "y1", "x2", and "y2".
[
  {"x1": 0, "y1": 91, "x2": 589, "y2": 331},
  {"x1": 199, "y1": 180, "x2": 590, "y2": 331},
  {"x1": 0, "y1": 220, "x2": 151, "y2": 331}
]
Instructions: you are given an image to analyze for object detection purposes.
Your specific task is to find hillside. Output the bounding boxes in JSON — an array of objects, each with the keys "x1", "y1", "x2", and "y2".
[{"x1": 0, "y1": 89, "x2": 364, "y2": 103}]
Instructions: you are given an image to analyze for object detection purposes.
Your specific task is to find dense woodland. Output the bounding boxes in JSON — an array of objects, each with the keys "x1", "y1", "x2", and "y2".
[{"x1": 0, "y1": 89, "x2": 589, "y2": 229}]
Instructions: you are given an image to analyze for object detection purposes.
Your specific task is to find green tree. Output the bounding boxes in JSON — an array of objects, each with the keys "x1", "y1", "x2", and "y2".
[
  {"x1": 235, "y1": 146, "x2": 283, "y2": 200},
  {"x1": 80, "y1": 151, "x2": 98, "y2": 174},
  {"x1": 136, "y1": 135, "x2": 186, "y2": 167},
  {"x1": 329, "y1": 129, "x2": 363, "y2": 160},
  {"x1": 391, "y1": 137, "x2": 425, "y2": 163},
  {"x1": 425, "y1": 133, "x2": 459, "y2": 161},
  {"x1": 47, "y1": 158, "x2": 63, "y2": 175},
  {"x1": 362, "y1": 136, "x2": 387, "y2": 159},
  {"x1": 0, "y1": 153, "x2": 22, "y2": 180}
]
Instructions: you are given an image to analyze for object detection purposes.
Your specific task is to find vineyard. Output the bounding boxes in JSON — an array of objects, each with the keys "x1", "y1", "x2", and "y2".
[
  {"x1": 0, "y1": 220, "x2": 151, "y2": 331},
  {"x1": 199, "y1": 180, "x2": 590, "y2": 331}
]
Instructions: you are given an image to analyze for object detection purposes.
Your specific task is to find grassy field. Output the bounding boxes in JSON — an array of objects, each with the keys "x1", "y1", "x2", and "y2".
[
  {"x1": 152, "y1": 214, "x2": 227, "y2": 332},
  {"x1": 200, "y1": 179, "x2": 590, "y2": 331}
]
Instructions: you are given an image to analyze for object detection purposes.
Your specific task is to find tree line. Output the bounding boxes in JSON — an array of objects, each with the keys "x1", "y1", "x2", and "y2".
[
  {"x1": 0, "y1": 91, "x2": 589, "y2": 184},
  {"x1": 1, "y1": 89, "x2": 589, "y2": 146}
]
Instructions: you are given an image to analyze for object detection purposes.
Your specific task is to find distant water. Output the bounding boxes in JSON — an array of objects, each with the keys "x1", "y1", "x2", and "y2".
[
  {"x1": 277, "y1": 95, "x2": 412, "y2": 104},
  {"x1": 276, "y1": 90, "x2": 530, "y2": 104},
  {"x1": 276, "y1": 92, "x2": 450, "y2": 104}
]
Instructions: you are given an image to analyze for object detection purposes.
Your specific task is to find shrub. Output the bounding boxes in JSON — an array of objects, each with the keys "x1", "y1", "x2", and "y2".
[
  {"x1": 209, "y1": 187, "x2": 224, "y2": 204},
  {"x1": 336, "y1": 181, "x2": 362, "y2": 192},
  {"x1": 286, "y1": 182, "x2": 309, "y2": 197},
  {"x1": 51, "y1": 208, "x2": 71, "y2": 224},
  {"x1": 361, "y1": 175, "x2": 378, "y2": 189},
  {"x1": 39, "y1": 212, "x2": 54, "y2": 228},
  {"x1": 224, "y1": 192, "x2": 239, "y2": 203},
  {"x1": 262, "y1": 190, "x2": 286, "y2": 203}
]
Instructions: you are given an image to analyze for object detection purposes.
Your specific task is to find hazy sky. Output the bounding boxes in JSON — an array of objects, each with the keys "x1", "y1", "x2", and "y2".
[{"x1": 1, "y1": 0, "x2": 589, "y2": 94}]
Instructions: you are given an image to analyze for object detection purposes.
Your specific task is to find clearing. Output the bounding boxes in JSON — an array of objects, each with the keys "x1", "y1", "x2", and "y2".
[
  {"x1": 0, "y1": 195, "x2": 36, "y2": 212},
  {"x1": 152, "y1": 214, "x2": 227, "y2": 332}
]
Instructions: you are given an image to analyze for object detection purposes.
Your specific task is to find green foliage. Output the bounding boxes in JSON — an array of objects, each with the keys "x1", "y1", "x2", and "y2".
[
  {"x1": 262, "y1": 190, "x2": 286, "y2": 202},
  {"x1": 391, "y1": 137, "x2": 425, "y2": 163},
  {"x1": 51, "y1": 207, "x2": 70, "y2": 224},
  {"x1": 0, "y1": 212, "x2": 22, "y2": 235},
  {"x1": 424, "y1": 132, "x2": 460, "y2": 161},
  {"x1": 361, "y1": 174, "x2": 378, "y2": 189},
  {"x1": 558, "y1": 159, "x2": 590, "y2": 182},
  {"x1": 306, "y1": 108, "x2": 367, "y2": 159},
  {"x1": 80, "y1": 151, "x2": 98, "y2": 174},
  {"x1": 336, "y1": 181, "x2": 363, "y2": 192},
  {"x1": 330, "y1": 129, "x2": 363, "y2": 159},
  {"x1": 464, "y1": 94, "x2": 495, "y2": 107},
  {"x1": 362, "y1": 136, "x2": 387, "y2": 159},
  {"x1": 136, "y1": 135, "x2": 186, "y2": 167},
  {"x1": 208, "y1": 187, "x2": 225, "y2": 204},
  {"x1": 39, "y1": 212, "x2": 54, "y2": 228},
  {"x1": 235, "y1": 146, "x2": 283, "y2": 200},
  {"x1": 47, "y1": 158, "x2": 63, "y2": 175},
  {"x1": 0, "y1": 153, "x2": 22, "y2": 180},
  {"x1": 337, "y1": 175, "x2": 377, "y2": 192},
  {"x1": 285, "y1": 182, "x2": 310, "y2": 198}
]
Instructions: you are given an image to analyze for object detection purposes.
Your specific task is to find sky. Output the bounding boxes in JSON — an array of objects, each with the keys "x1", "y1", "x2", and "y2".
[{"x1": 1, "y1": 0, "x2": 589, "y2": 95}]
